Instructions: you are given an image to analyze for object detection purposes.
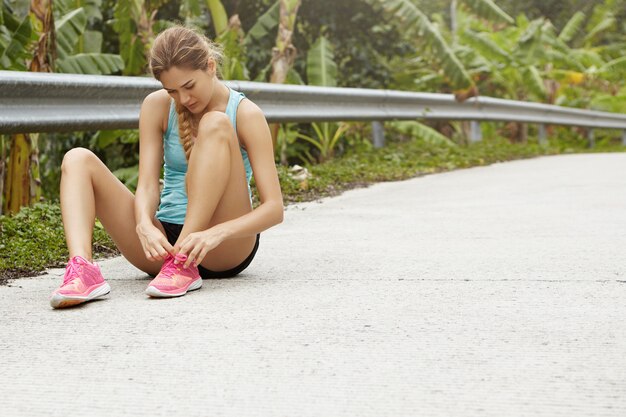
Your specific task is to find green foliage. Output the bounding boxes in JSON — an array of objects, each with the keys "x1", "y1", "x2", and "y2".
[
  {"x1": 112, "y1": 164, "x2": 139, "y2": 192},
  {"x1": 306, "y1": 35, "x2": 337, "y2": 87},
  {"x1": 369, "y1": 0, "x2": 475, "y2": 90},
  {"x1": 296, "y1": 123, "x2": 349, "y2": 163},
  {"x1": 558, "y1": 10, "x2": 585, "y2": 43},
  {"x1": 243, "y1": 0, "x2": 278, "y2": 45},
  {"x1": 388, "y1": 121, "x2": 458, "y2": 148},
  {"x1": 280, "y1": 128, "x2": 625, "y2": 204},
  {"x1": 216, "y1": 15, "x2": 249, "y2": 80},
  {"x1": 53, "y1": 4, "x2": 124, "y2": 74},
  {"x1": 111, "y1": 0, "x2": 169, "y2": 75},
  {"x1": 463, "y1": 0, "x2": 514, "y2": 24},
  {"x1": 56, "y1": 52, "x2": 124, "y2": 74},
  {"x1": 0, "y1": 202, "x2": 116, "y2": 278},
  {"x1": 206, "y1": 0, "x2": 229, "y2": 35},
  {"x1": 0, "y1": 1, "x2": 36, "y2": 70}
]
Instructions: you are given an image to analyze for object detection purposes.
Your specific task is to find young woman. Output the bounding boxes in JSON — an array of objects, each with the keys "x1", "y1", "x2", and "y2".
[{"x1": 50, "y1": 26, "x2": 283, "y2": 308}]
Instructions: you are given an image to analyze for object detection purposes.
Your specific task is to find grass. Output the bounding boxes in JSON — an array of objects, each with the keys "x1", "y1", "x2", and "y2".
[{"x1": 1, "y1": 133, "x2": 624, "y2": 282}]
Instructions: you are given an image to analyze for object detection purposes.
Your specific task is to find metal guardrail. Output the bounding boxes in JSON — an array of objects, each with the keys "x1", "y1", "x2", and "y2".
[{"x1": 1, "y1": 70, "x2": 626, "y2": 145}]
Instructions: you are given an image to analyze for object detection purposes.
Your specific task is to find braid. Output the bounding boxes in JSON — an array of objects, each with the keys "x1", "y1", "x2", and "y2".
[{"x1": 176, "y1": 103, "x2": 195, "y2": 160}]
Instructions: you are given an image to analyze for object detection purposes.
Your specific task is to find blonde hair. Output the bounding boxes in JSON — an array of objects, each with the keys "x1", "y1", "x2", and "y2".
[{"x1": 149, "y1": 26, "x2": 223, "y2": 160}]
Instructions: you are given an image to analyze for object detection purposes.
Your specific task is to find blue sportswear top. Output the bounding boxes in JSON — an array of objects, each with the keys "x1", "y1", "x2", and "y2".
[{"x1": 155, "y1": 87, "x2": 253, "y2": 225}]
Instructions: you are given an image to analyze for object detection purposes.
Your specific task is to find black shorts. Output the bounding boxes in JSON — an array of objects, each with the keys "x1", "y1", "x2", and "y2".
[{"x1": 159, "y1": 220, "x2": 260, "y2": 279}]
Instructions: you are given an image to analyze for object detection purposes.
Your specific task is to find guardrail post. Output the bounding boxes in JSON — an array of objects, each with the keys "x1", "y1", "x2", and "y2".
[
  {"x1": 622, "y1": 130, "x2": 626, "y2": 146},
  {"x1": 587, "y1": 128, "x2": 595, "y2": 148},
  {"x1": 372, "y1": 121, "x2": 385, "y2": 148},
  {"x1": 469, "y1": 121, "x2": 482, "y2": 142},
  {"x1": 538, "y1": 124, "x2": 547, "y2": 145}
]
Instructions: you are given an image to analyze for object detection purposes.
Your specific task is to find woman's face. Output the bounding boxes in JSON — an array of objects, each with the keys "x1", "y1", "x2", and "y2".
[{"x1": 160, "y1": 62, "x2": 216, "y2": 114}]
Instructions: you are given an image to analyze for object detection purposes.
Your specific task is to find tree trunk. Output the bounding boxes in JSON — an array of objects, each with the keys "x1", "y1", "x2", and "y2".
[
  {"x1": 2, "y1": 0, "x2": 54, "y2": 214},
  {"x1": 269, "y1": 0, "x2": 302, "y2": 151},
  {"x1": 3, "y1": 134, "x2": 32, "y2": 214}
]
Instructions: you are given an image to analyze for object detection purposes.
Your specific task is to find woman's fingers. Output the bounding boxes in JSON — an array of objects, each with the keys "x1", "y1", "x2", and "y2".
[{"x1": 161, "y1": 238, "x2": 175, "y2": 255}]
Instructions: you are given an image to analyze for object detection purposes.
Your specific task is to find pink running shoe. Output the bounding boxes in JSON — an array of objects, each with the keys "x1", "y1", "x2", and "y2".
[
  {"x1": 50, "y1": 256, "x2": 111, "y2": 309},
  {"x1": 145, "y1": 253, "x2": 202, "y2": 298}
]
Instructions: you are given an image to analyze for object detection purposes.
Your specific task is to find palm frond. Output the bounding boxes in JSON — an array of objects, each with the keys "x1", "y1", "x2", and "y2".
[
  {"x1": 206, "y1": 0, "x2": 228, "y2": 36},
  {"x1": 558, "y1": 11, "x2": 585, "y2": 44},
  {"x1": 462, "y1": 0, "x2": 514, "y2": 24},
  {"x1": 518, "y1": 18, "x2": 543, "y2": 46},
  {"x1": 56, "y1": 53, "x2": 124, "y2": 75},
  {"x1": 373, "y1": 0, "x2": 474, "y2": 90},
  {"x1": 0, "y1": 7, "x2": 34, "y2": 70},
  {"x1": 307, "y1": 36, "x2": 338, "y2": 87},
  {"x1": 583, "y1": 13, "x2": 615, "y2": 44},
  {"x1": 591, "y1": 94, "x2": 626, "y2": 113},
  {"x1": 244, "y1": 0, "x2": 279, "y2": 45},
  {"x1": 460, "y1": 29, "x2": 509, "y2": 64},
  {"x1": 55, "y1": 0, "x2": 102, "y2": 22},
  {"x1": 55, "y1": 8, "x2": 87, "y2": 59},
  {"x1": 598, "y1": 56, "x2": 626, "y2": 77},
  {"x1": 285, "y1": 67, "x2": 304, "y2": 85},
  {"x1": 544, "y1": 50, "x2": 585, "y2": 72},
  {"x1": 389, "y1": 121, "x2": 457, "y2": 148},
  {"x1": 524, "y1": 66, "x2": 546, "y2": 99},
  {"x1": 570, "y1": 49, "x2": 604, "y2": 69}
]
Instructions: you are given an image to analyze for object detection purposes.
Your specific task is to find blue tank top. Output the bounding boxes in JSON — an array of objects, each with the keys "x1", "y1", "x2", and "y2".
[{"x1": 155, "y1": 87, "x2": 253, "y2": 224}]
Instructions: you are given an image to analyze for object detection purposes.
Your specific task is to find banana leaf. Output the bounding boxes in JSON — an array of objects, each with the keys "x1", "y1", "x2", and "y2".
[
  {"x1": 206, "y1": 0, "x2": 228, "y2": 36},
  {"x1": 306, "y1": 36, "x2": 337, "y2": 87},
  {"x1": 463, "y1": 0, "x2": 514, "y2": 24},
  {"x1": 0, "y1": 9, "x2": 34, "y2": 70},
  {"x1": 56, "y1": 53, "x2": 124, "y2": 74},
  {"x1": 558, "y1": 11, "x2": 585, "y2": 44},
  {"x1": 372, "y1": 0, "x2": 474, "y2": 90},
  {"x1": 244, "y1": 1, "x2": 279, "y2": 45},
  {"x1": 55, "y1": 7, "x2": 87, "y2": 59}
]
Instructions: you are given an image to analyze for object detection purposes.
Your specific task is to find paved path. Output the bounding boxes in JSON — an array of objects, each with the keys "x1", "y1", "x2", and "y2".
[{"x1": 1, "y1": 153, "x2": 625, "y2": 416}]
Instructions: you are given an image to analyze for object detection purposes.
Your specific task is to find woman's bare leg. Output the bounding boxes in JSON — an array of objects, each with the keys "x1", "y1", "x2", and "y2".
[
  {"x1": 178, "y1": 112, "x2": 256, "y2": 271},
  {"x1": 60, "y1": 148, "x2": 163, "y2": 275}
]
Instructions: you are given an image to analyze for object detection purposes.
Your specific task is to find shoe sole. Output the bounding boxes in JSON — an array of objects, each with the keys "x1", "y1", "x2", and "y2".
[
  {"x1": 50, "y1": 282, "x2": 111, "y2": 309},
  {"x1": 145, "y1": 277, "x2": 202, "y2": 298}
]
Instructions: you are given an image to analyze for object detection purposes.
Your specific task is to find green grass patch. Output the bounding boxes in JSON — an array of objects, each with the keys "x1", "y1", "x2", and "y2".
[
  {"x1": 277, "y1": 136, "x2": 582, "y2": 203},
  {"x1": 0, "y1": 203, "x2": 116, "y2": 282}
]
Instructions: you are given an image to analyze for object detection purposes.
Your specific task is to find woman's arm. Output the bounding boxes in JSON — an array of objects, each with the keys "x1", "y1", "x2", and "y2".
[
  {"x1": 175, "y1": 98, "x2": 284, "y2": 266},
  {"x1": 214, "y1": 98, "x2": 284, "y2": 239},
  {"x1": 134, "y1": 90, "x2": 173, "y2": 261}
]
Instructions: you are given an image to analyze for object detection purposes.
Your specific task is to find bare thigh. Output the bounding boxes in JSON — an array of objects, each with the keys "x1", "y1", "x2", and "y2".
[
  {"x1": 185, "y1": 114, "x2": 256, "y2": 271},
  {"x1": 67, "y1": 148, "x2": 164, "y2": 275}
]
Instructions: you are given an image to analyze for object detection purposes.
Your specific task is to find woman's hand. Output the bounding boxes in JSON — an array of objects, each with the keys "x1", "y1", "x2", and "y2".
[
  {"x1": 175, "y1": 226, "x2": 226, "y2": 268},
  {"x1": 136, "y1": 222, "x2": 174, "y2": 262}
]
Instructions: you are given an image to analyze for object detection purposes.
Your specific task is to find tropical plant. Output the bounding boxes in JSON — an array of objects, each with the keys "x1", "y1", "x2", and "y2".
[
  {"x1": 111, "y1": 0, "x2": 169, "y2": 75},
  {"x1": 294, "y1": 34, "x2": 348, "y2": 163},
  {"x1": 266, "y1": 0, "x2": 301, "y2": 148},
  {"x1": 1, "y1": 1, "x2": 44, "y2": 215},
  {"x1": 364, "y1": 0, "x2": 483, "y2": 95},
  {"x1": 55, "y1": 0, "x2": 124, "y2": 74}
]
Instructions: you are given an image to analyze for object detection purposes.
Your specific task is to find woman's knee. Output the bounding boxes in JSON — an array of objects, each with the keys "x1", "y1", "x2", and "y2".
[
  {"x1": 196, "y1": 112, "x2": 234, "y2": 145},
  {"x1": 61, "y1": 147, "x2": 97, "y2": 175}
]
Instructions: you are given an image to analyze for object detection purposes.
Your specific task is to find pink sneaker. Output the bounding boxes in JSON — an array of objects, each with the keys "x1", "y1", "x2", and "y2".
[
  {"x1": 145, "y1": 253, "x2": 202, "y2": 298},
  {"x1": 50, "y1": 256, "x2": 111, "y2": 309}
]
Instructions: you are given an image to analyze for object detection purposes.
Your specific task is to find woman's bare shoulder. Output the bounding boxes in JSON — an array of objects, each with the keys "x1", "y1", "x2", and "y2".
[
  {"x1": 237, "y1": 97, "x2": 264, "y2": 119},
  {"x1": 236, "y1": 97, "x2": 270, "y2": 150},
  {"x1": 143, "y1": 89, "x2": 171, "y2": 109},
  {"x1": 142, "y1": 89, "x2": 172, "y2": 133}
]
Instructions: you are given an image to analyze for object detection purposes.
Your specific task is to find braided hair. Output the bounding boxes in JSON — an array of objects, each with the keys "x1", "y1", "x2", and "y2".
[{"x1": 149, "y1": 26, "x2": 223, "y2": 160}]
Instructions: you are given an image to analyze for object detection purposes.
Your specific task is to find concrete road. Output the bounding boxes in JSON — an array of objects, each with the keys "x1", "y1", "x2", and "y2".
[{"x1": 1, "y1": 153, "x2": 625, "y2": 416}]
